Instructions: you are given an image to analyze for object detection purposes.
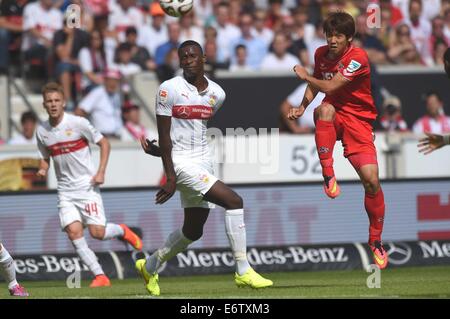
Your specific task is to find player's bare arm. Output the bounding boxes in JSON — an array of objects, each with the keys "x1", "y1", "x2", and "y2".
[
  {"x1": 92, "y1": 137, "x2": 110, "y2": 185},
  {"x1": 36, "y1": 158, "x2": 50, "y2": 178},
  {"x1": 74, "y1": 108, "x2": 88, "y2": 118},
  {"x1": 293, "y1": 64, "x2": 349, "y2": 95},
  {"x1": 287, "y1": 83, "x2": 319, "y2": 120},
  {"x1": 140, "y1": 136, "x2": 161, "y2": 157},
  {"x1": 156, "y1": 115, "x2": 176, "y2": 204},
  {"x1": 418, "y1": 133, "x2": 450, "y2": 155}
]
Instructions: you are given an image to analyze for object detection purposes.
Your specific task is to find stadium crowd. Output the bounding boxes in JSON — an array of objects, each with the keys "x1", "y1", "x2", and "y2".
[{"x1": 0, "y1": 0, "x2": 449, "y2": 144}]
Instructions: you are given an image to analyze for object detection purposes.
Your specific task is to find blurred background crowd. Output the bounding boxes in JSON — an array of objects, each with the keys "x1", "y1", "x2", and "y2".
[{"x1": 0, "y1": 0, "x2": 449, "y2": 146}]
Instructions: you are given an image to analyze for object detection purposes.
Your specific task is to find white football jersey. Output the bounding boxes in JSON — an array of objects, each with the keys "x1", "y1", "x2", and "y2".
[
  {"x1": 155, "y1": 75, "x2": 226, "y2": 162},
  {"x1": 36, "y1": 113, "x2": 103, "y2": 193}
]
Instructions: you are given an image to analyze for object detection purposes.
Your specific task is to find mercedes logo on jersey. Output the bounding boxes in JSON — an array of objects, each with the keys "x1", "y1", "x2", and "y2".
[{"x1": 177, "y1": 106, "x2": 191, "y2": 119}]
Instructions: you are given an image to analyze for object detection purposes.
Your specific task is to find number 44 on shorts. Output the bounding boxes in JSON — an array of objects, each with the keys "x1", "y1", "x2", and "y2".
[{"x1": 85, "y1": 203, "x2": 99, "y2": 216}]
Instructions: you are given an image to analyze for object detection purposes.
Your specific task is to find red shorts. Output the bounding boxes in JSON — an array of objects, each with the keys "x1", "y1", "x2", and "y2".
[{"x1": 334, "y1": 111, "x2": 377, "y2": 158}]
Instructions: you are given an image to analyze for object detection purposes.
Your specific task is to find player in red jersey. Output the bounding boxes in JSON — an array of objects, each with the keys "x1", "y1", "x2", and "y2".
[{"x1": 288, "y1": 12, "x2": 388, "y2": 269}]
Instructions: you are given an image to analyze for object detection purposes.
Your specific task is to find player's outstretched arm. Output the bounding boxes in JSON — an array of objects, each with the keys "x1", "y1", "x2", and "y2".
[
  {"x1": 140, "y1": 136, "x2": 161, "y2": 157},
  {"x1": 293, "y1": 64, "x2": 348, "y2": 95},
  {"x1": 418, "y1": 133, "x2": 450, "y2": 155},
  {"x1": 92, "y1": 137, "x2": 110, "y2": 185},
  {"x1": 287, "y1": 83, "x2": 319, "y2": 121},
  {"x1": 36, "y1": 158, "x2": 50, "y2": 178},
  {"x1": 155, "y1": 115, "x2": 176, "y2": 204}
]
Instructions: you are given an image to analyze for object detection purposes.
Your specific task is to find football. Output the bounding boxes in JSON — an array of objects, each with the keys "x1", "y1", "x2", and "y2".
[{"x1": 159, "y1": 0, "x2": 193, "y2": 18}]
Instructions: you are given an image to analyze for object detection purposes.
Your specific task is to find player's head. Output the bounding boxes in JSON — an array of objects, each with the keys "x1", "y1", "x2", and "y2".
[
  {"x1": 444, "y1": 47, "x2": 450, "y2": 79},
  {"x1": 425, "y1": 91, "x2": 444, "y2": 117},
  {"x1": 178, "y1": 40, "x2": 206, "y2": 79},
  {"x1": 323, "y1": 11, "x2": 355, "y2": 56},
  {"x1": 42, "y1": 82, "x2": 65, "y2": 120}
]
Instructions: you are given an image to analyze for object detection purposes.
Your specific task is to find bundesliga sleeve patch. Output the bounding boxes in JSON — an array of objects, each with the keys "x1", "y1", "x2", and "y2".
[
  {"x1": 345, "y1": 60, "x2": 362, "y2": 73},
  {"x1": 159, "y1": 89, "x2": 168, "y2": 103}
]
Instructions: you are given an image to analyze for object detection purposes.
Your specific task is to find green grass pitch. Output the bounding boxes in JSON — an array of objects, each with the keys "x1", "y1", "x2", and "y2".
[{"x1": 2, "y1": 266, "x2": 450, "y2": 299}]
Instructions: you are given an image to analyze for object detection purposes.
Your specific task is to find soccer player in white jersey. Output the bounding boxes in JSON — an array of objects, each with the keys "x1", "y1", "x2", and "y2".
[
  {"x1": 0, "y1": 243, "x2": 29, "y2": 296},
  {"x1": 36, "y1": 82, "x2": 143, "y2": 288},
  {"x1": 135, "y1": 40, "x2": 273, "y2": 296}
]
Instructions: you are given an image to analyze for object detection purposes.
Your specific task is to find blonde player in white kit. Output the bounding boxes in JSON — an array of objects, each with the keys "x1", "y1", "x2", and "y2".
[
  {"x1": 135, "y1": 41, "x2": 273, "y2": 296},
  {"x1": 36, "y1": 83, "x2": 143, "y2": 288}
]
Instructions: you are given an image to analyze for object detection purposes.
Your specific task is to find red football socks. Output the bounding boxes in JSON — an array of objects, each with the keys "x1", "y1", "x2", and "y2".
[
  {"x1": 315, "y1": 120, "x2": 336, "y2": 178},
  {"x1": 365, "y1": 188, "x2": 385, "y2": 244}
]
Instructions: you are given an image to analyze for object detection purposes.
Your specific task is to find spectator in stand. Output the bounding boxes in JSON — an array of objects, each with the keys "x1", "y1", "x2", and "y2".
[
  {"x1": 379, "y1": 96, "x2": 409, "y2": 133},
  {"x1": 21, "y1": 0, "x2": 63, "y2": 81},
  {"x1": 179, "y1": 10, "x2": 204, "y2": 46},
  {"x1": 204, "y1": 40, "x2": 229, "y2": 78},
  {"x1": 444, "y1": 47, "x2": 450, "y2": 78},
  {"x1": 113, "y1": 42, "x2": 141, "y2": 78},
  {"x1": 306, "y1": 19, "x2": 327, "y2": 68},
  {"x1": 75, "y1": 69, "x2": 123, "y2": 139},
  {"x1": 229, "y1": 44, "x2": 253, "y2": 71},
  {"x1": 156, "y1": 47, "x2": 180, "y2": 83},
  {"x1": 260, "y1": 32, "x2": 300, "y2": 71},
  {"x1": 413, "y1": 91, "x2": 450, "y2": 135},
  {"x1": 230, "y1": 12, "x2": 268, "y2": 70},
  {"x1": 265, "y1": 0, "x2": 288, "y2": 33},
  {"x1": 154, "y1": 22, "x2": 181, "y2": 67},
  {"x1": 251, "y1": 8, "x2": 274, "y2": 47},
  {"x1": 355, "y1": 14, "x2": 389, "y2": 64},
  {"x1": 78, "y1": 29, "x2": 108, "y2": 95},
  {"x1": 137, "y1": 2, "x2": 168, "y2": 59},
  {"x1": 204, "y1": 26, "x2": 227, "y2": 65},
  {"x1": 8, "y1": 111, "x2": 38, "y2": 145},
  {"x1": 379, "y1": 0, "x2": 404, "y2": 27},
  {"x1": 430, "y1": 16, "x2": 450, "y2": 64},
  {"x1": 444, "y1": 8, "x2": 450, "y2": 41},
  {"x1": 194, "y1": 0, "x2": 214, "y2": 27},
  {"x1": 0, "y1": 0, "x2": 28, "y2": 75},
  {"x1": 291, "y1": 7, "x2": 315, "y2": 48},
  {"x1": 124, "y1": 26, "x2": 156, "y2": 72},
  {"x1": 388, "y1": 23, "x2": 423, "y2": 64},
  {"x1": 279, "y1": 82, "x2": 324, "y2": 134},
  {"x1": 53, "y1": 16, "x2": 90, "y2": 110},
  {"x1": 405, "y1": 0, "x2": 433, "y2": 66},
  {"x1": 212, "y1": 2, "x2": 240, "y2": 64},
  {"x1": 92, "y1": 9, "x2": 118, "y2": 67},
  {"x1": 108, "y1": 0, "x2": 144, "y2": 42},
  {"x1": 120, "y1": 100, "x2": 156, "y2": 142}
]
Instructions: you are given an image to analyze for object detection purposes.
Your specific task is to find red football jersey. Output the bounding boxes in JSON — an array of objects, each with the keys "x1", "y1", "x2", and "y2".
[{"x1": 313, "y1": 45, "x2": 377, "y2": 120}]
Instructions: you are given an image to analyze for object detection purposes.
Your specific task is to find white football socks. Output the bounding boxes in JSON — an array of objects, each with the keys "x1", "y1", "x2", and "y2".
[
  {"x1": 102, "y1": 223, "x2": 124, "y2": 240},
  {"x1": 146, "y1": 229, "x2": 192, "y2": 274},
  {"x1": 225, "y1": 209, "x2": 251, "y2": 276},
  {"x1": 0, "y1": 244, "x2": 18, "y2": 289},
  {"x1": 72, "y1": 237, "x2": 104, "y2": 276}
]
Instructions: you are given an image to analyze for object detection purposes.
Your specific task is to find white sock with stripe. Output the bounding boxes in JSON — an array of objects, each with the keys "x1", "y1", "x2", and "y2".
[
  {"x1": 102, "y1": 223, "x2": 124, "y2": 240},
  {"x1": 225, "y1": 209, "x2": 251, "y2": 276},
  {"x1": 146, "y1": 229, "x2": 192, "y2": 274},
  {"x1": 72, "y1": 237, "x2": 104, "y2": 276},
  {"x1": 0, "y1": 244, "x2": 19, "y2": 289}
]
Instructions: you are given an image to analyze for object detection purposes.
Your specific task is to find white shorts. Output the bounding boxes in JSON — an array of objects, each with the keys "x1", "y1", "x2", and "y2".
[
  {"x1": 175, "y1": 160, "x2": 218, "y2": 209},
  {"x1": 58, "y1": 187, "x2": 106, "y2": 229}
]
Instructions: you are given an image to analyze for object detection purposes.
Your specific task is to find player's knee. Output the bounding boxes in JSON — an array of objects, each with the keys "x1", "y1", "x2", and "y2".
[
  {"x1": 89, "y1": 227, "x2": 105, "y2": 240},
  {"x1": 363, "y1": 176, "x2": 380, "y2": 194},
  {"x1": 227, "y1": 194, "x2": 243, "y2": 210},
  {"x1": 316, "y1": 103, "x2": 335, "y2": 120}
]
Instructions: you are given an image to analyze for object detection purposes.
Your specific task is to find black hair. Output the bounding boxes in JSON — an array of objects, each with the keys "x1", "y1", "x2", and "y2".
[
  {"x1": 425, "y1": 91, "x2": 443, "y2": 102},
  {"x1": 21, "y1": 111, "x2": 38, "y2": 124},
  {"x1": 178, "y1": 40, "x2": 203, "y2": 55}
]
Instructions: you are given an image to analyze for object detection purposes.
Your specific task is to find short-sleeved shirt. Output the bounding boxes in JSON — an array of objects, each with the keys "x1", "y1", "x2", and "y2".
[
  {"x1": 313, "y1": 45, "x2": 377, "y2": 120},
  {"x1": 21, "y1": 2, "x2": 63, "y2": 50},
  {"x1": 78, "y1": 86, "x2": 123, "y2": 136},
  {"x1": 155, "y1": 75, "x2": 226, "y2": 162},
  {"x1": 53, "y1": 28, "x2": 90, "y2": 62},
  {"x1": 36, "y1": 113, "x2": 103, "y2": 193}
]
